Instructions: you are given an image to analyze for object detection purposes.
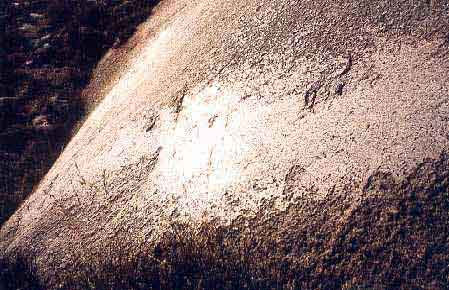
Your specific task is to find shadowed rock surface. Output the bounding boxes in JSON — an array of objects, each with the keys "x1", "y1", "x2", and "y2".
[
  {"x1": 1, "y1": 0, "x2": 449, "y2": 289},
  {"x1": 0, "y1": 0, "x2": 159, "y2": 225}
]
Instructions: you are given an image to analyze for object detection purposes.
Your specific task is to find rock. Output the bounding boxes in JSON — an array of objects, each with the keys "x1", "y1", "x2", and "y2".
[
  {"x1": 30, "y1": 34, "x2": 53, "y2": 50},
  {"x1": 0, "y1": 97, "x2": 20, "y2": 103},
  {"x1": 32, "y1": 115, "x2": 52, "y2": 131},
  {"x1": 29, "y1": 13, "x2": 45, "y2": 20},
  {"x1": 18, "y1": 24, "x2": 35, "y2": 32},
  {"x1": 18, "y1": 24, "x2": 39, "y2": 38},
  {"x1": 0, "y1": 0, "x2": 161, "y2": 236},
  {"x1": 335, "y1": 82, "x2": 345, "y2": 95},
  {"x1": 112, "y1": 37, "x2": 121, "y2": 48},
  {"x1": 41, "y1": 34, "x2": 52, "y2": 42},
  {"x1": 4, "y1": 0, "x2": 449, "y2": 288}
]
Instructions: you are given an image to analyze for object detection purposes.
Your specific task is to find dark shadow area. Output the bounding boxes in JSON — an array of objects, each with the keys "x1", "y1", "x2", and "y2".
[
  {"x1": 1, "y1": 154, "x2": 448, "y2": 289},
  {"x1": 0, "y1": 0, "x2": 160, "y2": 225}
]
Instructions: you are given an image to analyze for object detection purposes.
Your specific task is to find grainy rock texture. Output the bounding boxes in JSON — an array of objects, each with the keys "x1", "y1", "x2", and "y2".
[
  {"x1": 1, "y1": 0, "x2": 449, "y2": 289},
  {"x1": 0, "y1": 0, "x2": 158, "y2": 225}
]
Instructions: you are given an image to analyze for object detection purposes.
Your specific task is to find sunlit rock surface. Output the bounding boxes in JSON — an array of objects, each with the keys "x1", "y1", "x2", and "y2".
[{"x1": 1, "y1": 0, "x2": 449, "y2": 288}]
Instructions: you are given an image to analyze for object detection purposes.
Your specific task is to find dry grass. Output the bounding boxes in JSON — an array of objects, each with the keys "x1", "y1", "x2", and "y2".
[{"x1": 1, "y1": 154, "x2": 448, "y2": 289}]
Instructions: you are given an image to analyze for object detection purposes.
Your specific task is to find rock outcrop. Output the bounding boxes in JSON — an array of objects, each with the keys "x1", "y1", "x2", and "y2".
[
  {"x1": 1, "y1": 0, "x2": 449, "y2": 289},
  {"x1": 0, "y1": 0, "x2": 159, "y2": 225}
]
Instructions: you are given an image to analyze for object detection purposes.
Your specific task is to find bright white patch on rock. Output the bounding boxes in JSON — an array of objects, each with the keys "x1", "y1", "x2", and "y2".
[{"x1": 157, "y1": 83, "x2": 247, "y2": 206}]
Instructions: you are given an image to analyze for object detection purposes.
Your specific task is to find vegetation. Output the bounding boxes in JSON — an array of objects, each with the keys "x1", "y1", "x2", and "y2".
[
  {"x1": 1, "y1": 154, "x2": 448, "y2": 289},
  {"x1": 1, "y1": 1, "x2": 449, "y2": 289}
]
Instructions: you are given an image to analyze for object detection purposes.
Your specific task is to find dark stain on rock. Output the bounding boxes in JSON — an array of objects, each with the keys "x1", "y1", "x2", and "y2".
[
  {"x1": 145, "y1": 115, "x2": 157, "y2": 132},
  {"x1": 335, "y1": 82, "x2": 345, "y2": 95}
]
